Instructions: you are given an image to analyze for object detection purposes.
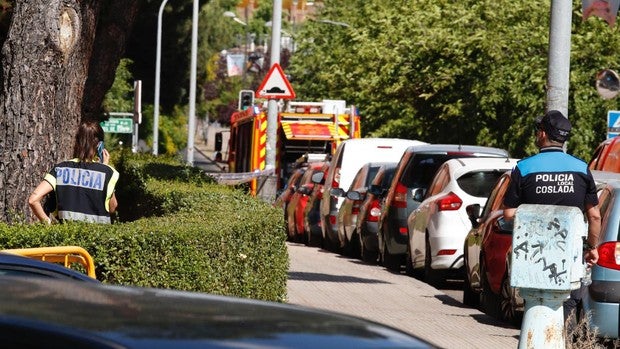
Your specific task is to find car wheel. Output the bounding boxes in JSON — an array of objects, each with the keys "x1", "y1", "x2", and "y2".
[
  {"x1": 499, "y1": 272, "x2": 522, "y2": 326},
  {"x1": 479, "y1": 259, "x2": 501, "y2": 319},
  {"x1": 382, "y1": 240, "x2": 401, "y2": 272},
  {"x1": 424, "y1": 237, "x2": 443, "y2": 288},
  {"x1": 405, "y1": 247, "x2": 415, "y2": 277},
  {"x1": 462, "y1": 269, "x2": 479, "y2": 307},
  {"x1": 359, "y1": 232, "x2": 377, "y2": 264},
  {"x1": 306, "y1": 227, "x2": 322, "y2": 247},
  {"x1": 349, "y1": 230, "x2": 361, "y2": 259}
]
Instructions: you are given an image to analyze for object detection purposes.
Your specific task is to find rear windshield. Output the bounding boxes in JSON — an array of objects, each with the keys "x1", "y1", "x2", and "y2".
[
  {"x1": 402, "y1": 154, "x2": 464, "y2": 189},
  {"x1": 457, "y1": 171, "x2": 505, "y2": 198},
  {"x1": 365, "y1": 166, "x2": 381, "y2": 186}
]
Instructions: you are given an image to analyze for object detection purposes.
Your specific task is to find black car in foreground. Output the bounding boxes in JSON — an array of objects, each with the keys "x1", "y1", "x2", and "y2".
[{"x1": 0, "y1": 276, "x2": 434, "y2": 348}]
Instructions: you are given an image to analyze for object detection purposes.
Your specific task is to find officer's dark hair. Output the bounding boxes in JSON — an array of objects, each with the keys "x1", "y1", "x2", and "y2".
[{"x1": 73, "y1": 121, "x2": 104, "y2": 162}]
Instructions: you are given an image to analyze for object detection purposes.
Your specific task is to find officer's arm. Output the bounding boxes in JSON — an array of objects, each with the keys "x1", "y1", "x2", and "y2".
[
  {"x1": 503, "y1": 207, "x2": 516, "y2": 221},
  {"x1": 584, "y1": 203, "x2": 601, "y2": 266}
]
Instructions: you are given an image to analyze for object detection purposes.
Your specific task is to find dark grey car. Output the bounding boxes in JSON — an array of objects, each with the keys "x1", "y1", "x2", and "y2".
[
  {"x1": 0, "y1": 276, "x2": 435, "y2": 348},
  {"x1": 377, "y1": 144, "x2": 509, "y2": 271}
]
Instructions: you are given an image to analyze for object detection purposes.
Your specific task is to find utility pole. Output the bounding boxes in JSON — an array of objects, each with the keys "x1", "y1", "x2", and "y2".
[
  {"x1": 259, "y1": 0, "x2": 283, "y2": 203},
  {"x1": 187, "y1": 0, "x2": 198, "y2": 166},
  {"x1": 545, "y1": 0, "x2": 572, "y2": 118}
]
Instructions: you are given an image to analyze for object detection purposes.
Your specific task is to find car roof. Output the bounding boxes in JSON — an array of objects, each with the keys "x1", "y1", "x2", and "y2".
[
  {"x1": 404, "y1": 144, "x2": 509, "y2": 157},
  {"x1": 443, "y1": 157, "x2": 518, "y2": 174},
  {"x1": 0, "y1": 253, "x2": 98, "y2": 282},
  {"x1": 0, "y1": 276, "x2": 433, "y2": 349}
]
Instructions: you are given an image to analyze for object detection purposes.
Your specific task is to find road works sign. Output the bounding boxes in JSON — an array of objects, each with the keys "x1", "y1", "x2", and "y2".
[
  {"x1": 255, "y1": 63, "x2": 296, "y2": 99},
  {"x1": 101, "y1": 118, "x2": 133, "y2": 134}
]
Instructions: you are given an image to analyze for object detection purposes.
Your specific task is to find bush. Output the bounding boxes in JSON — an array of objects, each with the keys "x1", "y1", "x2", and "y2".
[{"x1": 0, "y1": 152, "x2": 288, "y2": 302}]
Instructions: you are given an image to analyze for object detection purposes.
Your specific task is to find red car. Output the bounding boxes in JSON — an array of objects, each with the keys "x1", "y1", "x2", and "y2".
[
  {"x1": 589, "y1": 135, "x2": 620, "y2": 173},
  {"x1": 275, "y1": 167, "x2": 307, "y2": 239},
  {"x1": 303, "y1": 164, "x2": 330, "y2": 247},
  {"x1": 286, "y1": 162, "x2": 328, "y2": 243},
  {"x1": 462, "y1": 171, "x2": 523, "y2": 325}
]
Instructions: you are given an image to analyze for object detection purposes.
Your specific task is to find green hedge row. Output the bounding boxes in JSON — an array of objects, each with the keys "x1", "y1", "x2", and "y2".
[{"x1": 0, "y1": 152, "x2": 288, "y2": 302}]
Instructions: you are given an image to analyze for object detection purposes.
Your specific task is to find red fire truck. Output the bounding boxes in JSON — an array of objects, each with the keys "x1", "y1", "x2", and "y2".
[{"x1": 226, "y1": 100, "x2": 361, "y2": 195}]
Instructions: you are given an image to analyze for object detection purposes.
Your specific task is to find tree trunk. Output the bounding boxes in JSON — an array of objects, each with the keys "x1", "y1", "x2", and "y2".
[{"x1": 0, "y1": 0, "x2": 139, "y2": 223}]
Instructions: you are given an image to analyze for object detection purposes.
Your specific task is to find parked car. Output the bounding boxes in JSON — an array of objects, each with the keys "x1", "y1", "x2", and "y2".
[
  {"x1": 463, "y1": 170, "x2": 620, "y2": 325},
  {"x1": 582, "y1": 179, "x2": 620, "y2": 340},
  {"x1": 407, "y1": 157, "x2": 518, "y2": 287},
  {"x1": 0, "y1": 276, "x2": 434, "y2": 348},
  {"x1": 275, "y1": 167, "x2": 307, "y2": 238},
  {"x1": 303, "y1": 163, "x2": 331, "y2": 247},
  {"x1": 336, "y1": 162, "x2": 392, "y2": 256},
  {"x1": 378, "y1": 144, "x2": 510, "y2": 271},
  {"x1": 588, "y1": 135, "x2": 620, "y2": 172},
  {"x1": 319, "y1": 138, "x2": 427, "y2": 251},
  {"x1": 0, "y1": 252, "x2": 99, "y2": 282},
  {"x1": 355, "y1": 163, "x2": 398, "y2": 263},
  {"x1": 462, "y1": 171, "x2": 521, "y2": 324},
  {"x1": 286, "y1": 161, "x2": 329, "y2": 242}
]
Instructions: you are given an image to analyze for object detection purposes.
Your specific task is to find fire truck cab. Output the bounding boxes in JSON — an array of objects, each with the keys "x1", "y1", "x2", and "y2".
[{"x1": 226, "y1": 99, "x2": 361, "y2": 195}]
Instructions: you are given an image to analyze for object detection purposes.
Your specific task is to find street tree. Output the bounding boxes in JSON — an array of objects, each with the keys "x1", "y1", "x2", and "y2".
[{"x1": 0, "y1": 1, "x2": 139, "y2": 223}]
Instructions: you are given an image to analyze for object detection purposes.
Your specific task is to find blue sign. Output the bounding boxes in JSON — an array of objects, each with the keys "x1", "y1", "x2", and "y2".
[{"x1": 607, "y1": 110, "x2": 620, "y2": 139}]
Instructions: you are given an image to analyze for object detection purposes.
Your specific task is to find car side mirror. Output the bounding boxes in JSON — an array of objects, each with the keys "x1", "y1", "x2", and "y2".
[
  {"x1": 346, "y1": 191, "x2": 364, "y2": 201},
  {"x1": 298, "y1": 185, "x2": 312, "y2": 195},
  {"x1": 412, "y1": 188, "x2": 425, "y2": 202},
  {"x1": 330, "y1": 187, "x2": 345, "y2": 197},
  {"x1": 496, "y1": 216, "x2": 514, "y2": 234},
  {"x1": 466, "y1": 204, "x2": 482, "y2": 228},
  {"x1": 311, "y1": 172, "x2": 324, "y2": 184}
]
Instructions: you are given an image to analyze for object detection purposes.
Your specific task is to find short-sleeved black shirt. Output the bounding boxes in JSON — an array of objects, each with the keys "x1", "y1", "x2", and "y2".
[{"x1": 503, "y1": 147, "x2": 598, "y2": 212}]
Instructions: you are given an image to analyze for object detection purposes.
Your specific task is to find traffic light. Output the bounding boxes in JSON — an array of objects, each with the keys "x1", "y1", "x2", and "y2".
[{"x1": 239, "y1": 90, "x2": 254, "y2": 110}]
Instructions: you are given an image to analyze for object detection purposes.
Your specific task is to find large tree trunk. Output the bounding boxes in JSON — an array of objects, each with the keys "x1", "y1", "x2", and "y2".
[{"x1": 0, "y1": 0, "x2": 139, "y2": 223}]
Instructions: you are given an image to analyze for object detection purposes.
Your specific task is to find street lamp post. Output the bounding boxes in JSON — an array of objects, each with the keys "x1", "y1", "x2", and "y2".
[
  {"x1": 153, "y1": 0, "x2": 169, "y2": 156},
  {"x1": 187, "y1": 0, "x2": 198, "y2": 166}
]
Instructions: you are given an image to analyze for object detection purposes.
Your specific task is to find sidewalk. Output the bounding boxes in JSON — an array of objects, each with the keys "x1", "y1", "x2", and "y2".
[{"x1": 286, "y1": 242, "x2": 520, "y2": 348}]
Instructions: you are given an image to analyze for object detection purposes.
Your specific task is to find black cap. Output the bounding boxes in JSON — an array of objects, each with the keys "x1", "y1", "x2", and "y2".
[{"x1": 535, "y1": 110, "x2": 571, "y2": 142}]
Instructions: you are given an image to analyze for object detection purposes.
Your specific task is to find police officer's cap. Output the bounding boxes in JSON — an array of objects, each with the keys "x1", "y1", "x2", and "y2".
[{"x1": 535, "y1": 110, "x2": 571, "y2": 143}]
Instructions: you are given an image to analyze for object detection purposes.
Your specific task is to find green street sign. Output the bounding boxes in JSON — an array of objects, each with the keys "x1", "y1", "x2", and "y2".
[{"x1": 101, "y1": 118, "x2": 133, "y2": 134}]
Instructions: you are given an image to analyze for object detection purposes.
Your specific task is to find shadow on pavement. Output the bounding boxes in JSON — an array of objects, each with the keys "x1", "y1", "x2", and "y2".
[
  {"x1": 470, "y1": 313, "x2": 520, "y2": 331},
  {"x1": 288, "y1": 271, "x2": 391, "y2": 284}
]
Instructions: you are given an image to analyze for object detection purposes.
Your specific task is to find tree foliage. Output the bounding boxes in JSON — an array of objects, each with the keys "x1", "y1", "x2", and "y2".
[{"x1": 290, "y1": 0, "x2": 620, "y2": 159}]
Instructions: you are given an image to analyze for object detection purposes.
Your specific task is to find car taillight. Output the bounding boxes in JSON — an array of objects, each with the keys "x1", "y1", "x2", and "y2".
[
  {"x1": 332, "y1": 168, "x2": 340, "y2": 188},
  {"x1": 394, "y1": 182, "x2": 407, "y2": 208},
  {"x1": 367, "y1": 200, "x2": 381, "y2": 222},
  {"x1": 329, "y1": 215, "x2": 337, "y2": 225},
  {"x1": 597, "y1": 242, "x2": 620, "y2": 271},
  {"x1": 437, "y1": 249, "x2": 457, "y2": 256},
  {"x1": 436, "y1": 192, "x2": 462, "y2": 211},
  {"x1": 352, "y1": 204, "x2": 360, "y2": 215}
]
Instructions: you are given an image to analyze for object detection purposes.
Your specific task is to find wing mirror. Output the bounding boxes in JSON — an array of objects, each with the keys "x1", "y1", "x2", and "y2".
[
  {"x1": 412, "y1": 188, "x2": 426, "y2": 202},
  {"x1": 346, "y1": 191, "x2": 365, "y2": 201},
  {"x1": 311, "y1": 172, "x2": 325, "y2": 184},
  {"x1": 330, "y1": 187, "x2": 345, "y2": 197},
  {"x1": 466, "y1": 204, "x2": 482, "y2": 228}
]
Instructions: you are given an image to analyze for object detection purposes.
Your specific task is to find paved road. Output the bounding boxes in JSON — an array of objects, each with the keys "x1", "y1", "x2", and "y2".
[{"x1": 286, "y1": 242, "x2": 520, "y2": 348}]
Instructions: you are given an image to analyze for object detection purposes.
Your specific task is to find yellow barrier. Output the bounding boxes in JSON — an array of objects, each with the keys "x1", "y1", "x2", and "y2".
[{"x1": 1, "y1": 246, "x2": 96, "y2": 279}]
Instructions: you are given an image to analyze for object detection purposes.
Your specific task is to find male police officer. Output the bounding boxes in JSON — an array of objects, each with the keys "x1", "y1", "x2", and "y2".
[{"x1": 502, "y1": 110, "x2": 600, "y2": 325}]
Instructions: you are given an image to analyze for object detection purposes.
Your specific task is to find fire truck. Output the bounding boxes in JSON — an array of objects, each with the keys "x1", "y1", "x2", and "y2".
[{"x1": 226, "y1": 99, "x2": 361, "y2": 195}]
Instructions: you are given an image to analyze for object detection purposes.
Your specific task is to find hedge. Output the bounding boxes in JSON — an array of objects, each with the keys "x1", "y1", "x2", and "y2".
[{"x1": 0, "y1": 152, "x2": 288, "y2": 302}]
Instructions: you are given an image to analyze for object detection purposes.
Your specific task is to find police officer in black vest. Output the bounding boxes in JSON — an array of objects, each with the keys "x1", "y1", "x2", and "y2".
[{"x1": 503, "y1": 110, "x2": 601, "y2": 327}]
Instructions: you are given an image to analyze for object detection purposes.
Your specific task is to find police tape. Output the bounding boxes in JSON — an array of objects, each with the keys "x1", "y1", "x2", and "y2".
[{"x1": 207, "y1": 168, "x2": 275, "y2": 185}]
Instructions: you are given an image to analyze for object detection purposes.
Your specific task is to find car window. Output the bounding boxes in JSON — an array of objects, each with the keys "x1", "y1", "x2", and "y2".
[
  {"x1": 597, "y1": 187, "x2": 613, "y2": 234},
  {"x1": 457, "y1": 171, "x2": 506, "y2": 198},
  {"x1": 365, "y1": 166, "x2": 381, "y2": 187},
  {"x1": 402, "y1": 154, "x2": 452, "y2": 189},
  {"x1": 427, "y1": 166, "x2": 450, "y2": 196},
  {"x1": 481, "y1": 174, "x2": 510, "y2": 218},
  {"x1": 604, "y1": 141, "x2": 620, "y2": 172}
]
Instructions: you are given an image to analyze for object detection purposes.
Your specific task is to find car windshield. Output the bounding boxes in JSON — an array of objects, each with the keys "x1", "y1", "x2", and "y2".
[{"x1": 457, "y1": 171, "x2": 505, "y2": 198}]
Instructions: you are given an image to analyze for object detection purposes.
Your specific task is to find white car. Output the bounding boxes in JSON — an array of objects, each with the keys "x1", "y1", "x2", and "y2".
[{"x1": 406, "y1": 157, "x2": 518, "y2": 286}]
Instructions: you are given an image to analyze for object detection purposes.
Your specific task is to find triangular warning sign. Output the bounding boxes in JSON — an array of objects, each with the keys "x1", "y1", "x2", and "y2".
[{"x1": 255, "y1": 63, "x2": 296, "y2": 99}]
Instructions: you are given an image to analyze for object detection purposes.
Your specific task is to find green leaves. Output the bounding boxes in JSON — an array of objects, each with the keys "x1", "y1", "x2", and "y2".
[{"x1": 290, "y1": 0, "x2": 617, "y2": 159}]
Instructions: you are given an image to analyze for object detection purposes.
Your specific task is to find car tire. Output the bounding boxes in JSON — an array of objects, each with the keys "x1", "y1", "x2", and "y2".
[
  {"x1": 499, "y1": 272, "x2": 522, "y2": 326},
  {"x1": 405, "y1": 248, "x2": 416, "y2": 277},
  {"x1": 462, "y1": 269, "x2": 479, "y2": 307},
  {"x1": 348, "y1": 231, "x2": 361, "y2": 259},
  {"x1": 424, "y1": 237, "x2": 443, "y2": 288},
  {"x1": 359, "y1": 232, "x2": 377, "y2": 264},
  {"x1": 479, "y1": 260, "x2": 501, "y2": 319},
  {"x1": 382, "y1": 240, "x2": 401, "y2": 272}
]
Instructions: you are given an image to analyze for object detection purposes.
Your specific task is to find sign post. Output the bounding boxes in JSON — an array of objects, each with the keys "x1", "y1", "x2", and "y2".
[{"x1": 607, "y1": 110, "x2": 620, "y2": 139}]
